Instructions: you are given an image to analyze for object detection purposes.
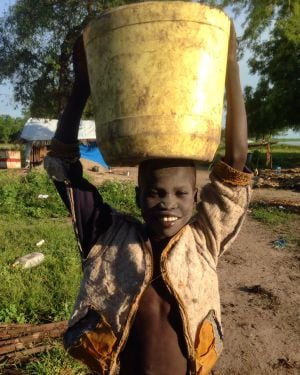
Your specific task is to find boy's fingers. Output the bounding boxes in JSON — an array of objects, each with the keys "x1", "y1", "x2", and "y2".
[
  {"x1": 72, "y1": 35, "x2": 90, "y2": 92},
  {"x1": 73, "y1": 35, "x2": 86, "y2": 65},
  {"x1": 229, "y1": 18, "x2": 237, "y2": 38},
  {"x1": 227, "y1": 19, "x2": 238, "y2": 61}
]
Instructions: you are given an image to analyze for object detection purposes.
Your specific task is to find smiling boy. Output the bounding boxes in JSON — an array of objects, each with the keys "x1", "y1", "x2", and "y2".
[
  {"x1": 137, "y1": 158, "x2": 197, "y2": 240},
  {"x1": 45, "y1": 20, "x2": 252, "y2": 375}
]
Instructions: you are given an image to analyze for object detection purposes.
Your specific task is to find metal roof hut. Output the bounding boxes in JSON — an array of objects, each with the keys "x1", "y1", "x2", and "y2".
[{"x1": 20, "y1": 118, "x2": 108, "y2": 168}]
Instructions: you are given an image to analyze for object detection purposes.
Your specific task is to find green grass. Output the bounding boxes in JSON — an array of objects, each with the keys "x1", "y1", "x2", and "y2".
[
  {"x1": 273, "y1": 138, "x2": 300, "y2": 142},
  {"x1": 248, "y1": 144, "x2": 300, "y2": 169},
  {"x1": 0, "y1": 143, "x2": 24, "y2": 151},
  {"x1": 98, "y1": 180, "x2": 141, "y2": 219},
  {"x1": 251, "y1": 203, "x2": 300, "y2": 248},
  {"x1": 0, "y1": 169, "x2": 78, "y2": 323},
  {"x1": 0, "y1": 215, "x2": 81, "y2": 323},
  {"x1": 216, "y1": 142, "x2": 300, "y2": 169},
  {"x1": 0, "y1": 169, "x2": 68, "y2": 219},
  {"x1": 0, "y1": 343, "x2": 89, "y2": 375},
  {"x1": 0, "y1": 170, "x2": 84, "y2": 373},
  {"x1": 251, "y1": 204, "x2": 298, "y2": 225},
  {"x1": 20, "y1": 343, "x2": 88, "y2": 375}
]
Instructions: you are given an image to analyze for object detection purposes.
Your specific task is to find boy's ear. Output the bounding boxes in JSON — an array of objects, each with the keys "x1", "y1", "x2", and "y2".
[
  {"x1": 194, "y1": 188, "x2": 198, "y2": 204},
  {"x1": 135, "y1": 186, "x2": 141, "y2": 208}
]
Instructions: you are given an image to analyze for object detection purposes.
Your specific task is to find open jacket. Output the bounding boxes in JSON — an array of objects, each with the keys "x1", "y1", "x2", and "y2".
[{"x1": 45, "y1": 157, "x2": 252, "y2": 375}]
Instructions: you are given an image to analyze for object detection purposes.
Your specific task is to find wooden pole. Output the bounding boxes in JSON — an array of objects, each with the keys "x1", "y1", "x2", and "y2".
[{"x1": 0, "y1": 321, "x2": 67, "y2": 363}]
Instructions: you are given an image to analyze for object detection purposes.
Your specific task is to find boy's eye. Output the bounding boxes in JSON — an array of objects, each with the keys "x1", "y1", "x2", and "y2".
[
  {"x1": 176, "y1": 191, "x2": 188, "y2": 196},
  {"x1": 148, "y1": 189, "x2": 159, "y2": 197}
]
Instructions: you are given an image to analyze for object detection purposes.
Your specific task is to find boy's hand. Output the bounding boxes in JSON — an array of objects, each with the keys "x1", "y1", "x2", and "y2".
[
  {"x1": 73, "y1": 35, "x2": 90, "y2": 96},
  {"x1": 52, "y1": 35, "x2": 91, "y2": 146},
  {"x1": 226, "y1": 20, "x2": 239, "y2": 86},
  {"x1": 227, "y1": 20, "x2": 238, "y2": 65},
  {"x1": 223, "y1": 19, "x2": 248, "y2": 171}
]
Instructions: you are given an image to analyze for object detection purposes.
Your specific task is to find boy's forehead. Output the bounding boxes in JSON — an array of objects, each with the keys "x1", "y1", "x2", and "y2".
[
  {"x1": 151, "y1": 165, "x2": 194, "y2": 178},
  {"x1": 138, "y1": 159, "x2": 196, "y2": 187}
]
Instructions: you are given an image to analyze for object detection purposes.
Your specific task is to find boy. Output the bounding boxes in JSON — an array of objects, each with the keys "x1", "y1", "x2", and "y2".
[{"x1": 45, "y1": 21, "x2": 252, "y2": 375}]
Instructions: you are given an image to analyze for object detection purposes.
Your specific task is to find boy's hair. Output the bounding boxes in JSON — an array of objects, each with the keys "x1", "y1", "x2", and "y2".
[{"x1": 138, "y1": 158, "x2": 196, "y2": 187}]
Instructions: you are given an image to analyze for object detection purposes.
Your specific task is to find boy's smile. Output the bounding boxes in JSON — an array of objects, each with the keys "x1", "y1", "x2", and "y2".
[{"x1": 136, "y1": 162, "x2": 197, "y2": 241}]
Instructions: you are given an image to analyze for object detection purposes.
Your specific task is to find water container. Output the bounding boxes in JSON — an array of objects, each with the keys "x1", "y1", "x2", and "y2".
[{"x1": 83, "y1": 1, "x2": 230, "y2": 165}]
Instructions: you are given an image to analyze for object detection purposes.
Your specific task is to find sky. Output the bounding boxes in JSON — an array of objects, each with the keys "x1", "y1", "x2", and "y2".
[
  {"x1": 0, "y1": 1, "x2": 259, "y2": 119},
  {"x1": 0, "y1": 0, "x2": 22, "y2": 117}
]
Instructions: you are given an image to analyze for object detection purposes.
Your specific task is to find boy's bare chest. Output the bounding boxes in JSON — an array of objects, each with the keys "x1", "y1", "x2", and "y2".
[
  {"x1": 136, "y1": 279, "x2": 174, "y2": 322},
  {"x1": 120, "y1": 278, "x2": 188, "y2": 375}
]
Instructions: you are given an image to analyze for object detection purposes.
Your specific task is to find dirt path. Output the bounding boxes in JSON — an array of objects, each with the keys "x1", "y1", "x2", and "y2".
[
  {"x1": 215, "y1": 216, "x2": 300, "y2": 375},
  {"x1": 82, "y1": 160, "x2": 300, "y2": 374}
]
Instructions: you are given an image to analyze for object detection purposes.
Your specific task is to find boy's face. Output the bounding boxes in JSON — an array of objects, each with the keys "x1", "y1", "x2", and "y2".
[{"x1": 136, "y1": 165, "x2": 197, "y2": 241}]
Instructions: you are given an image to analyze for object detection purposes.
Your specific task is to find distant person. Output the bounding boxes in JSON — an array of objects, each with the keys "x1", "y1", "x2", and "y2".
[{"x1": 45, "y1": 20, "x2": 252, "y2": 375}]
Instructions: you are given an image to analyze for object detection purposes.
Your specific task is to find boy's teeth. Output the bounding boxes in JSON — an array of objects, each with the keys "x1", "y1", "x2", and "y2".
[{"x1": 162, "y1": 217, "x2": 177, "y2": 222}]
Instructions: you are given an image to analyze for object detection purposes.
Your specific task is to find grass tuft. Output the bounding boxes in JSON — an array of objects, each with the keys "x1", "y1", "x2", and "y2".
[
  {"x1": 0, "y1": 169, "x2": 68, "y2": 218},
  {"x1": 98, "y1": 180, "x2": 141, "y2": 219},
  {"x1": 251, "y1": 203, "x2": 300, "y2": 249},
  {"x1": 0, "y1": 216, "x2": 82, "y2": 323},
  {"x1": 22, "y1": 342, "x2": 88, "y2": 374}
]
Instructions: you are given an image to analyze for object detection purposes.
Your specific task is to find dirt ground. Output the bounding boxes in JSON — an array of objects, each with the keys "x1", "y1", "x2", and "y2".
[
  {"x1": 214, "y1": 216, "x2": 300, "y2": 375},
  {"x1": 82, "y1": 160, "x2": 300, "y2": 375}
]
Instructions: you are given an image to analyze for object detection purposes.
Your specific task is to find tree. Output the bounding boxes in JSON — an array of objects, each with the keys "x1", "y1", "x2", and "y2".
[
  {"x1": 245, "y1": 22, "x2": 300, "y2": 138},
  {"x1": 220, "y1": 0, "x2": 300, "y2": 137},
  {"x1": 0, "y1": 0, "x2": 133, "y2": 118},
  {"x1": 0, "y1": 115, "x2": 24, "y2": 143}
]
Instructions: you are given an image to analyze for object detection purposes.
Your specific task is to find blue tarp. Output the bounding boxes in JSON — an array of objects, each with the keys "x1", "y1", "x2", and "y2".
[{"x1": 79, "y1": 143, "x2": 108, "y2": 168}]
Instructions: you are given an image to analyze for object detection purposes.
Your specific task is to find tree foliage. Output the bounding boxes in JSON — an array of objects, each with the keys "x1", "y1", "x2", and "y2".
[
  {"x1": 245, "y1": 21, "x2": 300, "y2": 138},
  {"x1": 0, "y1": 115, "x2": 24, "y2": 143},
  {"x1": 0, "y1": 0, "x2": 134, "y2": 117},
  {"x1": 220, "y1": 0, "x2": 300, "y2": 137}
]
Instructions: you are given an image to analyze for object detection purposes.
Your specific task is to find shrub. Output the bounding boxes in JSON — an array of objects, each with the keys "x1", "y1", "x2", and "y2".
[
  {"x1": 0, "y1": 170, "x2": 68, "y2": 218},
  {"x1": 98, "y1": 180, "x2": 141, "y2": 219}
]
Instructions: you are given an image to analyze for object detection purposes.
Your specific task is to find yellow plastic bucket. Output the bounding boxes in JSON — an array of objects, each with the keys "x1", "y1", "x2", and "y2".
[{"x1": 83, "y1": 1, "x2": 230, "y2": 166}]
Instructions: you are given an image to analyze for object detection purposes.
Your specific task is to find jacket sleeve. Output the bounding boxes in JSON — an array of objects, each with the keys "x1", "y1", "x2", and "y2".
[
  {"x1": 193, "y1": 160, "x2": 252, "y2": 264},
  {"x1": 44, "y1": 149, "x2": 112, "y2": 259}
]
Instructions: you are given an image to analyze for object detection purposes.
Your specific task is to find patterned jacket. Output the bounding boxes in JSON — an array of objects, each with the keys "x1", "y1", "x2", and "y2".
[{"x1": 45, "y1": 157, "x2": 252, "y2": 375}]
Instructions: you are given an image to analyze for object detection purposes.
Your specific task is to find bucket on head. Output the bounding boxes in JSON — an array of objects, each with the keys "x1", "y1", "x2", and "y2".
[{"x1": 83, "y1": 1, "x2": 230, "y2": 166}]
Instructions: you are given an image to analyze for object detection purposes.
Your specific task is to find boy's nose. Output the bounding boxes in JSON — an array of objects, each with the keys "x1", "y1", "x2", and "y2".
[{"x1": 159, "y1": 194, "x2": 177, "y2": 209}]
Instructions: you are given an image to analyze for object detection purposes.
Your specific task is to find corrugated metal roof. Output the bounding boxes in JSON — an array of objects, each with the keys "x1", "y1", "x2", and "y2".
[{"x1": 20, "y1": 118, "x2": 96, "y2": 141}]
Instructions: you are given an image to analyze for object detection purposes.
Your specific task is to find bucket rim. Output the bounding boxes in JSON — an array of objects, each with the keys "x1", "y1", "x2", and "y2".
[{"x1": 83, "y1": 1, "x2": 230, "y2": 37}]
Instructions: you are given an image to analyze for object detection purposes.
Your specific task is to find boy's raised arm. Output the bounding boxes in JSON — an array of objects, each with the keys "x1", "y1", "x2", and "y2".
[
  {"x1": 223, "y1": 21, "x2": 248, "y2": 171},
  {"x1": 52, "y1": 35, "x2": 90, "y2": 152},
  {"x1": 45, "y1": 37, "x2": 113, "y2": 259}
]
